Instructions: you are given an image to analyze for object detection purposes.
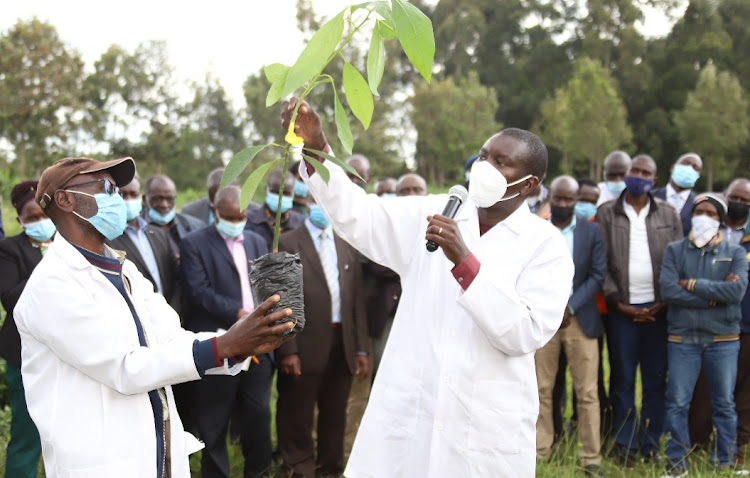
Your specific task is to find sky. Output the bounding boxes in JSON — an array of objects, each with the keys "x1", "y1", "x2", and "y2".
[{"x1": 2, "y1": 0, "x2": 685, "y2": 109}]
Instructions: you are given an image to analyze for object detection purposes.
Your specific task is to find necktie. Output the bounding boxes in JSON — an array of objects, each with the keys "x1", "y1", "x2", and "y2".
[{"x1": 319, "y1": 229, "x2": 341, "y2": 321}]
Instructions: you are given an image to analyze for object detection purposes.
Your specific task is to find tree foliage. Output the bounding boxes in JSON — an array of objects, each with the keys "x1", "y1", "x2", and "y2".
[
  {"x1": 673, "y1": 63, "x2": 749, "y2": 190},
  {"x1": 411, "y1": 72, "x2": 500, "y2": 187}
]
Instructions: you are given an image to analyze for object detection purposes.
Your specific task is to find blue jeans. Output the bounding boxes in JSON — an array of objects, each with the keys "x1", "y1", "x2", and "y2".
[
  {"x1": 607, "y1": 304, "x2": 667, "y2": 455},
  {"x1": 665, "y1": 340, "x2": 740, "y2": 469}
]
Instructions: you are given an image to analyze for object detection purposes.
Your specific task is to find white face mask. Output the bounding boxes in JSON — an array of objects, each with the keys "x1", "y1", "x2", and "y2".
[
  {"x1": 468, "y1": 160, "x2": 532, "y2": 208},
  {"x1": 691, "y1": 215, "x2": 720, "y2": 248}
]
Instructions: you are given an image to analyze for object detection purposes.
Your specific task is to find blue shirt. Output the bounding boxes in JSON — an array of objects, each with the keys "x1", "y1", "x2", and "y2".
[
  {"x1": 304, "y1": 218, "x2": 341, "y2": 324},
  {"x1": 550, "y1": 215, "x2": 576, "y2": 299},
  {"x1": 125, "y1": 216, "x2": 164, "y2": 294}
]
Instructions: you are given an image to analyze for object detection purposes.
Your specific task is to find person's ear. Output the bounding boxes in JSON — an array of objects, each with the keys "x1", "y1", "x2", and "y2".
[
  {"x1": 522, "y1": 176, "x2": 540, "y2": 196},
  {"x1": 54, "y1": 190, "x2": 76, "y2": 213}
]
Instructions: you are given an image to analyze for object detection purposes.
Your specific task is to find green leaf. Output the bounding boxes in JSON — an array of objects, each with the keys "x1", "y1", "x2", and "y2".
[
  {"x1": 282, "y1": 9, "x2": 345, "y2": 99},
  {"x1": 266, "y1": 68, "x2": 289, "y2": 107},
  {"x1": 377, "y1": 19, "x2": 398, "y2": 39},
  {"x1": 392, "y1": 0, "x2": 435, "y2": 83},
  {"x1": 223, "y1": 144, "x2": 272, "y2": 188},
  {"x1": 367, "y1": 25, "x2": 385, "y2": 96},
  {"x1": 343, "y1": 62, "x2": 374, "y2": 129},
  {"x1": 301, "y1": 154, "x2": 331, "y2": 183},
  {"x1": 263, "y1": 63, "x2": 289, "y2": 83},
  {"x1": 372, "y1": 1, "x2": 394, "y2": 24},
  {"x1": 303, "y1": 147, "x2": 364, "y2": 181},
  {"x1": 240, "y1": 160, "x2": 277, "y2": 208},
  {"x1": 334, "y1": 92, "x2": 353, "y2": 155}
]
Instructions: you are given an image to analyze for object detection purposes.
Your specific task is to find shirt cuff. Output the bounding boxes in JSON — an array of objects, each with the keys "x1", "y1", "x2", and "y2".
[
  {"x1": 304, "y1": 143, "x2": 331, "y2": 176},
  {"x1": 451, "y1": 253, "x2": 480, "y2": 290},
  {"x1": 356, "y1": 351, "x2": 368, "y2": 356},
  {"x1": 193, "y1": 339, "x2": 219, "y2": 377}
]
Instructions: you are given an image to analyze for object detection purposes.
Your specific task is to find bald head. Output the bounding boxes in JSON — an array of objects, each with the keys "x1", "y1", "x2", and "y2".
[
  {"x1": 145, "y1": 174, "x2": 177, "y2": 216},
  {"x1": 213, "y1": 185, "x2": 246, "y2": 224},
  {"x1": 207, "y1": 168, "x2": 224, "y2": 203},
  {"x1": 550, "y1": 175, "x2": 579, "y2": 196},
  {"x1": 603, "y1": 151, "x2": 631, "y2": 182},
  {"x1": 374, "y1": 177, "x2": 397, "y2": 196},
  {"x1": 346, "y1": 154, "x2": 371, "y2": 187},
  {"x1": 396, "y1": 173, "x2": 427, "y2": 197},
  {"x1": 675, "y1": 153, "x2": 703, "y2": 172}
]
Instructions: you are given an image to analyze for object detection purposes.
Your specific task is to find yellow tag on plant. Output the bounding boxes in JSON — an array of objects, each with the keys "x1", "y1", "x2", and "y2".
[{"x1": 285, "y1": 122, "x2": 304, "y2": 146}]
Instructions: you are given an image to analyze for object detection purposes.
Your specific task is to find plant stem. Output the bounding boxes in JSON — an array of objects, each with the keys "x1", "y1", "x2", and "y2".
[{"x1": 269, "y1": 10, "x2": 372, "y2": 253}]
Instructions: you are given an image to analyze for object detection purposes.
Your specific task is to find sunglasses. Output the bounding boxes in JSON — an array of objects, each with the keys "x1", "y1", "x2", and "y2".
[{"x1": 64, "y1": 178, "x2": 121, "y2": 196}]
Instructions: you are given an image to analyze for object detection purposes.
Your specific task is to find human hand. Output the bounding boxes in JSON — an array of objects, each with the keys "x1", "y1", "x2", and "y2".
[
  {"x1": 726, "y1": 273, "x2": 741, "y2": 283},
  {"x1": 279, "y1": 354, "x2": 302, "y2": 377},
  {"x1": 216, "y1": 295, "x2": 294, "y2": 359},
  {"x1": 559, "y1": 308, "x2": 571, "y2": 329},
  {"x1": 678, "y1": 279, "x2": 689, "y2": 289},
  {"x1": 615, "y1": 302, "x2": 641, "y2": 318},
  {"x1": 281, "y1": 99, "x2": 327, "y2": 151},
  {"x1": 644, "y1": 302, "x2": 666, "y2": 317},
  {"x1": 425, "y1": 215, "x2": 471, "y2": 266},
  {"x1": 355, "y1": 355, "x2": 370, "y2": 381}
]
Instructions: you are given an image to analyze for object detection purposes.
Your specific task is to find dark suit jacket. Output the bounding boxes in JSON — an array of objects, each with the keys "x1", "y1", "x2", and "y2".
[
  {"x1": 364, "y1": 259, "x2": 401, "y2": 338},
  {"x1": 180, "y1": 226, "x2": 268, "y2": 333},
  {"x1": 652, "y1": 186, "x2": 695, "y2": 237},
  {"x1": 277, "y1": 225, "x2": 368, "y2": 375},
  {"x1": 181, "y1": 197, "x2": 212, "y2": 225},
  {"x1": 246, "y1": 205, "x2": 305, "y2": 251},
  {"x1": 568, "y1": 217, "x2": 607, "y2": 338},
  {"x1": 0, "y1": 234, "x2": 43, "y2": 366},
  {"x1": 107, "y1": 224, "x2": 182, "y2": 313}
]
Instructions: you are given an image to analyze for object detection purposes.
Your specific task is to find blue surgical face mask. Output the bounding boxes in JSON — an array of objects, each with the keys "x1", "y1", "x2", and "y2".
[
  {"x1": 216, "y1": 217, "x2": 247, "y2": 239},
  {"x1": 125, "y1": 199, "x2": 143, "y2": 221},
  {"x1": 380, "y1": 193, "x2": 397, "y2": 199},
  {"x1": 671, "y1": 164, "x2": 700, "y2": 189},
  {"x1": 624, "y1": 176, "x2": 654, "y2": 197},
  {"x1": 309, "y1": 205, "x2": 329, "y2": 229},
  {"x1": 606, "y1": 180, "x2": 626, "y2": 195},
  {"x1": 69, "y1": 191, "x2": 128, "y2": 241},
  {"x1": 574, "y1": 202, "x2": 598, "y2": 221},
  {"x1": 148, "y1": 207, "x2": 176, "y2": 225},
  {"x1": 266, "y1": 192, "x2": 293, "y2": 213},
  {"x1": 23, "y1": 218, "x2": 56, "y2": 242},
  {"x1": 294, "y1": 180, "x2": 309, "y2": 198}
]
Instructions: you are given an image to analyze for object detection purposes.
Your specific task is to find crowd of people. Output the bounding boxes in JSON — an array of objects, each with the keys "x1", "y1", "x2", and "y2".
[{"x1": 0, "y1": 100, "x2": 749, "y2": 478}]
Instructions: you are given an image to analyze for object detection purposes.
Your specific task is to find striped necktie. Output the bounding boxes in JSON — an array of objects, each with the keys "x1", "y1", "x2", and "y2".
[{"x1": 319, "y1": 229, "x2": 341, "y2": 321}]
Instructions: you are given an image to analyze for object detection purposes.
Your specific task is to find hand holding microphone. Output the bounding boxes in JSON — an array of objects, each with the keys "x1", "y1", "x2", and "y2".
[{"x1": 425, "y1": 185, "x2": 472, "y2": 266}]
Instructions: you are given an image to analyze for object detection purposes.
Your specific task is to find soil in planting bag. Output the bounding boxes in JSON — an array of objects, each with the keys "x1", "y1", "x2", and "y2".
[{"x1": 250, "y1": 251, "x2": 304, "y2": 337}]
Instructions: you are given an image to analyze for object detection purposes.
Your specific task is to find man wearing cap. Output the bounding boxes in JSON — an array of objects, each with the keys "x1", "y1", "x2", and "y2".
[
  {"x1": 660, "y1": 194, "x2": 748, "y2": 476},
  {"x1": 14, "y1": 157, "x2": 295, "y2": 478}
]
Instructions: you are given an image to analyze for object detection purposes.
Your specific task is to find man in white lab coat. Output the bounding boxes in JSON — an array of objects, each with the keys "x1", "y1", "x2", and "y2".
[
  {"x1": 282, "y1": 101, "x2": 574, "y2": 477},
  {"x1": 14, "y1": 156, "x2": 295, "y2": 478}
]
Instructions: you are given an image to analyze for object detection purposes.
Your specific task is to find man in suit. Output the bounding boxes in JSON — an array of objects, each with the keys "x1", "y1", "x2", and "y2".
[
  {"x1": 181, "y1": 167, "x2": 224, "y2": 225},
  {"x1": 535, "y1": 176, "x2": 606, "y2": 476},
  {"x1": 276, "y1": 194, "x2": 369, "y2": 478},
  {"x1": 652, "y1": 153, "x2": 702, "y2": 236},
  {"x1": 144, "y1": 174, "x2": 206, "y2": 257},
  {"x1": 180, "y1": 186, "x2": 272, "y2": 478},
  {"x1": 246, "y1": 169, "x2": 305, "y2": 251},
  {"x1": 108, "y1": 174, "x2": 181, "y2": 312}
]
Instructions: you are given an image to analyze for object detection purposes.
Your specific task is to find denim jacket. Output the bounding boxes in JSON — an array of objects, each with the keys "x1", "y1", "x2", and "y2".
[{"x1": 660, "y1": 234, "x2": 749, "y2": 343}]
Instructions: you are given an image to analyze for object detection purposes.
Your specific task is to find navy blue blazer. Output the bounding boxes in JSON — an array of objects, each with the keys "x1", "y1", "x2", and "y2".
[
  {"x1": 652, "y1": 186, "x2": 695, "y2": 237},
  {"x1": 180, "y1": 226, "x2": 268, "y2": 332},
  {"x1": 568, "y1": 217, "x2": 607, "y2": 338}
]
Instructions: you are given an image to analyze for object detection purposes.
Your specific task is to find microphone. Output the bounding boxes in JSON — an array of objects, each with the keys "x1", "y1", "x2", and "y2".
[{"x1": 426, "y1": 185, "x2": 469, "y2": 252}]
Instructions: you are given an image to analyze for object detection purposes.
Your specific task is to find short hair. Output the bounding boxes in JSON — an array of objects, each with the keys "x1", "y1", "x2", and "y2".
[
  {"x1": 577, "y1": 178, "x2": 599, "y2": 190},
  {"x1": 288, "y1": 160, "x2": 302, "y2": 175},
  {"x1": 499, "y1": 128, "x2": 548, "y2": 180},
  {"x1": 144, "y1": 174, "x2": 175, "y2": 193}
]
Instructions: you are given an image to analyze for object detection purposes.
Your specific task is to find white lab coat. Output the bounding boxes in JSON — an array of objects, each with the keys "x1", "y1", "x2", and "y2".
[
  {"x1": 302, "y1": 162, "x2": 574, "y2": 477},
  {"x1": 15, "y1": 234, "x2": 244, "y2": 478}
]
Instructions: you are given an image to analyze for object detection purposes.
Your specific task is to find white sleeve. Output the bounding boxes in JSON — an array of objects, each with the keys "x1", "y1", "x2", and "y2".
[
  {"x1": 458, "y1": 234, "x2": 574, "y2": 356},
  {"x1": 302, "y1": 159, "x2": 444, "y2": 276}
]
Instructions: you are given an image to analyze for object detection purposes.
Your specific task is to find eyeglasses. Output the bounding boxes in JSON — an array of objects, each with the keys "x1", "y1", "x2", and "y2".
[{"x1": 64, "y1": 179, "x2": 121, "y2": 196}]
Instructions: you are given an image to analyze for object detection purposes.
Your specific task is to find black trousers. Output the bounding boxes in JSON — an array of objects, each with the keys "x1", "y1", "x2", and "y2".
[
  {"x1": 276, "y1": 329, "x2": 353, "y2": 478},
  {"x1": 193, "y1": 354, "x2": 273, "y2": 478}
]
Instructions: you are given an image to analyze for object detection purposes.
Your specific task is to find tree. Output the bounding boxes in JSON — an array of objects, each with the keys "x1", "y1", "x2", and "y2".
[
  {"x1": 673, "y1": 63, "x2": 749, "y2": 190},
  {"x1": 411, "y1": 72, "x2": 500, "y2": 187},
  {"x1": 0, "y1": 18, "x2": 84, "y2": 178},
  {"x1": 535, "y1": 57, "x2": 632, "y2": 179}
]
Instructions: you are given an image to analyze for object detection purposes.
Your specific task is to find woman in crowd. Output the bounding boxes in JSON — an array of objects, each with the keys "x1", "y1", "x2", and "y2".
[{"x1": 0, "y1": 180, "x2": 56, "y2": 477}]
